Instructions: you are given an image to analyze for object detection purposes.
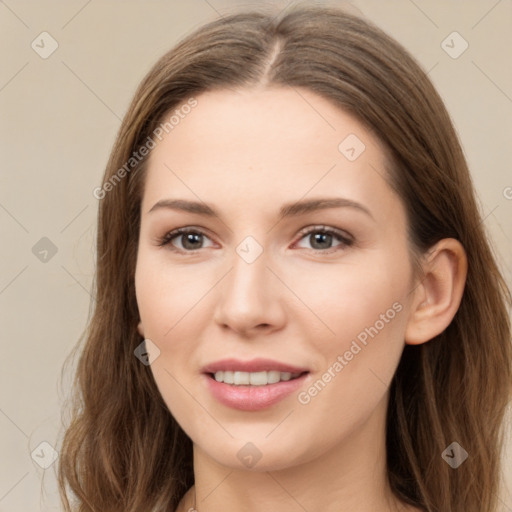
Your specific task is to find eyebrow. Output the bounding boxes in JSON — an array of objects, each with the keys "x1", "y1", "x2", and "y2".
[{"x1": 148, "y1": 197, "x2": 374, "y2": 220}]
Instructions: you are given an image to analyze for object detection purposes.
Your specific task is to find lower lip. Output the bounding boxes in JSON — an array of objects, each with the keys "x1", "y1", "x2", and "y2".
[{"x1": 204, "y1": 373, "x2": 308, "y2": 411}]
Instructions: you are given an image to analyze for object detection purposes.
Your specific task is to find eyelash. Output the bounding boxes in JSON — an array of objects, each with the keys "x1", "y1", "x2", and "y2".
[{"x1": 156, "y1": 225, "x2": 354, "y2": 255}]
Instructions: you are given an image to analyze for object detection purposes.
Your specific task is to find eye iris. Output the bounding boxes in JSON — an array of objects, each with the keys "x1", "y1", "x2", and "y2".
[
  {"x1": 173, "y1": 230, "x2": 340, "y2": 251},
  {"x1": 182, "y1": 232, "x2": 203, "y2": 250},
  {"x1": 311, "y1": 232, "x2": 332, "y2": 249}
]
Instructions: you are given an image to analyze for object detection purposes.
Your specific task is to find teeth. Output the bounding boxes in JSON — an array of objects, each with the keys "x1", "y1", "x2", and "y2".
[{"x1": 213, "y1": 370, "x2": 301, "y2": 386}]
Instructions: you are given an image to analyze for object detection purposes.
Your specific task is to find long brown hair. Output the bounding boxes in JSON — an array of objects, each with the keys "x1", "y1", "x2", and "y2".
[{"x1": 58, "y1": 4, "x2": 512, "y2": 511}]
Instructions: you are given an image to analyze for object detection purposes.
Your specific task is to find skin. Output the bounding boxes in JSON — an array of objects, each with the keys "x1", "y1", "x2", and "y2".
[{"x1": 135, "y1": 87, "x2": 467, "y2": 512}]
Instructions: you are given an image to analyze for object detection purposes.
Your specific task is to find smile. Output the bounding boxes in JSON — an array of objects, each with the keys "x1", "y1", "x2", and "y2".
[{"x1": 212, "y1": 370, "x2": 303, "y2": 386}]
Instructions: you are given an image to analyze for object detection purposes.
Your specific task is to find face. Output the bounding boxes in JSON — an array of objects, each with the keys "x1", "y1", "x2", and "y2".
[{"x1": 135, "y1": 87, "x2": 416, "y2": 471}]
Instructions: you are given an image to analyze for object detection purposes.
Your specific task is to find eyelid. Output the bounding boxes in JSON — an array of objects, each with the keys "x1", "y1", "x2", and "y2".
[
  {"x1": 156, "y1": 226, "x2": 216, "y2": 252},
  {"x1": 291, "y1": 225, "x2": 354, "y2": 253},
  {"x1": 157, "y1": 224, "x2": 354, "y2": 253},
  {"x1": 295, "y1": 224, "x2": 353, "y2": 243}
]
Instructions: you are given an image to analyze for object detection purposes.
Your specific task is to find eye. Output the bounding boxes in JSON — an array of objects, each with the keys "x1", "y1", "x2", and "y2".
[
  {"x1": 294, "y1": 225, "x2": 353, "y2": 253},
  {"x1": 157, "y1": 225, "x2": 353, "y2": 254},
  {"x1": 157, "y1": 227, "x2": 214, "y2": 252}
]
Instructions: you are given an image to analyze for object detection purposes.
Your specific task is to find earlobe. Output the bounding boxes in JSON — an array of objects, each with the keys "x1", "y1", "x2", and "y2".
[
  {"x1": 405, "y1": 238, "x2": 467, "y2": 345},
  {"x1": 137, "y1": 321, "x2": 145, "y2": 338}
]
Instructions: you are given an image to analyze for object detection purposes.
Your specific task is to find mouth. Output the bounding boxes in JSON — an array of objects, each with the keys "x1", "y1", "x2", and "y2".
[
  {"x1": 209, "y1": 370, "x2": 306, "y2": 386},
  {"x1": 202, "y1": 358, "x2": 310, "y2": 411}
]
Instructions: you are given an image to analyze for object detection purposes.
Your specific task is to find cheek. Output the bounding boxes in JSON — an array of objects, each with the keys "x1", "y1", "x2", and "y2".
[
  {"x1": 292, "y1": 264, "x2": 408, "y2": 441},
  {"x1": 287, "y1": 249, "x2": 411, "y2": 419},
  {"x1": 135, "y1": 250, "x2": 213, "y2": 340},
  {"x1": 135, "y1": 254, "x2": 205, "y2": 426},
  {"x1": 286, "y1": 257, "x2": 409, "y2": 351}
]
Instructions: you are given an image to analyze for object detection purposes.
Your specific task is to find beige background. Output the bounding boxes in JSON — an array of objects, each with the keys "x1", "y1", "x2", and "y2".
[{"x1": 1, "y1": 0, "x2": 511, "y2": 510}]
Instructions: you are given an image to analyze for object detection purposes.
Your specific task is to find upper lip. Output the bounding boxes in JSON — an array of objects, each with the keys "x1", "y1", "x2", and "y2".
[{"x1": 202, "y1": 358, "x2": 309, "y2": 374}]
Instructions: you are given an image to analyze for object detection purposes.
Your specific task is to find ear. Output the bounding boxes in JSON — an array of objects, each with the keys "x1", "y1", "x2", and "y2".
[
  {"x1": 405, "y1": 238, "x2": 467, "y2": 345},
  {"x1": 137, "y1": 321, "x2": 145, "y2": 338}
]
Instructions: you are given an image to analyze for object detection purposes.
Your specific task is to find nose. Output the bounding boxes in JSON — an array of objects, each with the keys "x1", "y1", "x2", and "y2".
[{"x1": 213, "y1": 246, "x2": 286, "y2": 337}]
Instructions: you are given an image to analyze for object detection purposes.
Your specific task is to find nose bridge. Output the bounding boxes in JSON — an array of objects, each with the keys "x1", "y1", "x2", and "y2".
[
  {"x1": 226, "y1": 240, "x2": 270, "y2": 310},
  {"x1": 214, "y1": 237, "x2": 284, "y2": 333}
]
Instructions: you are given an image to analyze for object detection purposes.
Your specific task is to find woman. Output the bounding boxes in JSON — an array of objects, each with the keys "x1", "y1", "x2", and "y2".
[{"x1": 58, "y1": 4, "x2": 512, "y2": 512}]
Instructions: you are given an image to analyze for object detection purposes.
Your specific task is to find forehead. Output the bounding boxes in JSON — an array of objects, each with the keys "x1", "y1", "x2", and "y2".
[{"x1": 141, "y1": 87, "x2": 395, "y2": 218}]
